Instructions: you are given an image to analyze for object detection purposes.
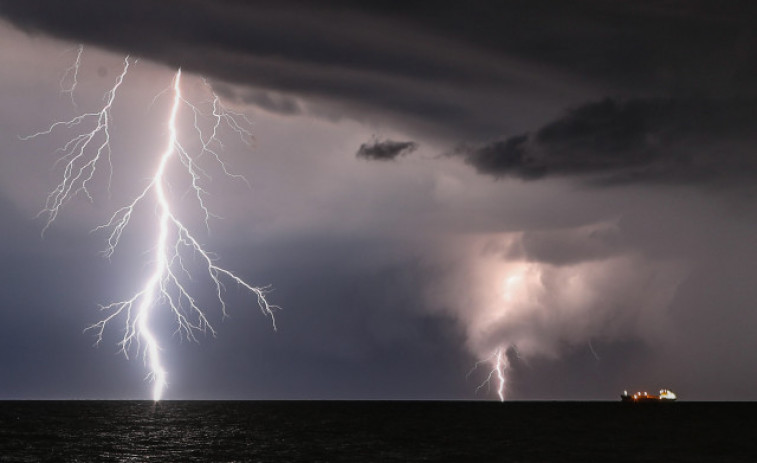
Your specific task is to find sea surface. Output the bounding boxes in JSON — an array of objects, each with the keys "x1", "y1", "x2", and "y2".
[{"x1": 0, "y1": 401, "x2": 754, "y2": 462}]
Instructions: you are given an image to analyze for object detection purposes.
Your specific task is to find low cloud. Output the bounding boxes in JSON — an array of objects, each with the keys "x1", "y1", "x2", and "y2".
[
  {"x1": 459, "y1": 98, "x2": 757, "y2": 185},
  {"x1": 356, "y1": 139, "x2": 418, "y2": 161}
]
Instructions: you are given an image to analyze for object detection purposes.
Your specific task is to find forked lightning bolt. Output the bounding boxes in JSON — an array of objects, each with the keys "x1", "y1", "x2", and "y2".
[
  {"x1": 24, "y1": 51, "x2": 277, "y2": 401},
  {"x1": 470, "y1": 347, "x2": 508, "y2": 402},
  {"x1": 22, "y1": 56, "x2": 130, "y2": 234}
]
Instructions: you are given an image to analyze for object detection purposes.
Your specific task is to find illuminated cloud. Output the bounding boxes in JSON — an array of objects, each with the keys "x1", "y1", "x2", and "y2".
[{"x1": 426, "y1": 223, "x2": 687, "y2": 373}]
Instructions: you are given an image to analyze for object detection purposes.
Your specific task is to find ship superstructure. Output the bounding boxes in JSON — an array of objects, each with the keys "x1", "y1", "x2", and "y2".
[{"x1": 621, "y1": 389, "x2": 677, "y2": 402}]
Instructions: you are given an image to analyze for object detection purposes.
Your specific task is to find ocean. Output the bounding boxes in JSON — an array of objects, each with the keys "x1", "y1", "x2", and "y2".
[{"x1": 0, "y1": 401, "x2": 754, "y2": 462}]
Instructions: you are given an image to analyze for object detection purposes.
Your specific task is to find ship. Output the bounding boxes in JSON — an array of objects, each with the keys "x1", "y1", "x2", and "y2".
[{"x1": 620, "y1": 389, "x2": 677, "y2": 403}]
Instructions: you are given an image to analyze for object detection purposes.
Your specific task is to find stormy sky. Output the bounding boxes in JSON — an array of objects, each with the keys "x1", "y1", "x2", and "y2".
[{"x1": 1, "y1": 0, "x2": 757, "y2": 400}]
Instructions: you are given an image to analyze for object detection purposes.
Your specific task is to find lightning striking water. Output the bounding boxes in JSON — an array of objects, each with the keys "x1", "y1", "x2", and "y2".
[
  {"x1": 25, "y1": 51, "x2": 276, "y2": 401},
  {"x1": 470, "y1": 347, "x2": 508, "y2": 402}
]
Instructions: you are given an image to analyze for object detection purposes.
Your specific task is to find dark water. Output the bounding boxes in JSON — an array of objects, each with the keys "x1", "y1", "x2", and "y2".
[{"x1": 0, "y1": 401, "x2": 754, "y2": 462}]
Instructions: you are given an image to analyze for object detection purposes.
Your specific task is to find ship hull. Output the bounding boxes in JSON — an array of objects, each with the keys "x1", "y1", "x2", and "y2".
[{"x1": 621, "y1": 395, "x2": 676, "y2": 403}]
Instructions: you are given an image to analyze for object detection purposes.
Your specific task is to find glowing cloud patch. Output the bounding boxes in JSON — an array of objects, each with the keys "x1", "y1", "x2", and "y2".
[{"x1": 428, "y1": 225, "x2": 686, "y2": 401}]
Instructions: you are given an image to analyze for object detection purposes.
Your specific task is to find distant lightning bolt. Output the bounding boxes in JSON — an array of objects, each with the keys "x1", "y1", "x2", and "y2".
[
  {"x1": 24, "y1": 50, "x2": 276, "y2": 401},
  {"x1": 469, "y1": 347, "x2": 508, "y2": 402}
]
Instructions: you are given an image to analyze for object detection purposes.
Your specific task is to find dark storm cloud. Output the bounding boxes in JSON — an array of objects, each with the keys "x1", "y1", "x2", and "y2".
[
  {"x1": 316, "y1": 0, "x2": 757, "y2": 97},
  {"x1": 0, "y1": 0, "x2": 534, "y2": 139},
  {"x1": 4, "y1": 0, "x2": 757, "y2": 143},
  {"x1": 356, "y1": 139, "x2": 417, "y2": 162},
  {"x1": 459, "y1": 98, "x2": 757, "y2": 184}
]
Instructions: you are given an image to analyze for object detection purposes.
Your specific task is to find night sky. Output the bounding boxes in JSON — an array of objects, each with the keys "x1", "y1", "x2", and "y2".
[{"x1": 1, "y1": 0, "x2": 757, "y2": 400}]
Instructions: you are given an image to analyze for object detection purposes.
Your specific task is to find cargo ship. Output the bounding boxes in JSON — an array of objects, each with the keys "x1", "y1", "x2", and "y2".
[{"x1": 620, "y1": 389, "x2": 677, "y2": 402}]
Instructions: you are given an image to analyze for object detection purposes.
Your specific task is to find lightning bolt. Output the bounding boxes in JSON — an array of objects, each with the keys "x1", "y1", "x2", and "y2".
[
  {"x1": 60, "y1": 44, "x2": 83, "y2": 108},
  {"x1": 24, "y1": 50, "x2": 277, "y2": 401},
  {"x1": 469, "y1": 347, "x2": 508, "y2": 402},
  {"x1": 22, "y1": 55, "x2": 129, "y2": 234}
]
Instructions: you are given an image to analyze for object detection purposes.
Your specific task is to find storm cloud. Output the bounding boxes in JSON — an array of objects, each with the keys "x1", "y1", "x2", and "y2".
[
  {"x1": 3, "y1": 0, "x2": 757, "y2": 171},
  {"x1": 0, "y1": 0, "x2": 579, "y2": 141},
  {"x1": 2, "y1": 0, "x2": 754, "y2": 145}
]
